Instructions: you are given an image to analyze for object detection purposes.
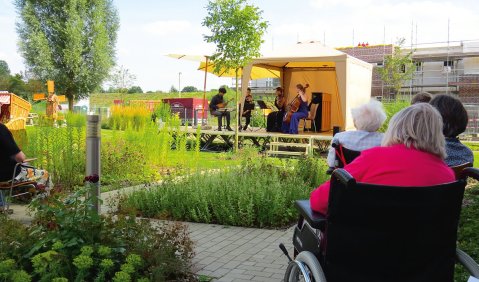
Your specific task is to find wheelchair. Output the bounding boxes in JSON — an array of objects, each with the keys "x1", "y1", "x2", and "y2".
[
  {"x1": 280, "y1": 167, "x2": 479, "y2": 282},
  {"x1": 0, "y1": 161, "x2": 39, "y2": 213},
  {"x1": 325, "y1": 141, "x2": 361, "y2": 175}
]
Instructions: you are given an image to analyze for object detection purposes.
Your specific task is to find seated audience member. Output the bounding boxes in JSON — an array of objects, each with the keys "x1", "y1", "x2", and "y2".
[
  {"x1": 430, "y1": 94, "x2": 473, "y2": 166},
  {"x1": 0, "y1": 122, "x2": 52, "y2": 206},
  {"x1": 326, "y1": 100, "x2": 386, "y2": 168},
  {"x1": 311, "y1": 103, "x2": 455, "y2": 215},
  {"x1": 411, "y1": 92, "x2": 432, "y2": 104}
]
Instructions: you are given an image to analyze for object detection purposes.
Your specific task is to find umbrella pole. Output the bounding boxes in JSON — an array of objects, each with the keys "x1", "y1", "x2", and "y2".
[
  {"x1": 234, "y1": 68, "x2": 239, "y2": 152},
  {"x1": 202, "y1": 57, "x2": 208, "y2": 125}
]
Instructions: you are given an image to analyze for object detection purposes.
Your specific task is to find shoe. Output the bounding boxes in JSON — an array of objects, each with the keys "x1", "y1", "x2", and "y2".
[
  {"x1": 226, "y1": 126, "x2": 233, "y2": 131},
  {"x1": 238, "y1": 126, "x2": 242, "y2": 131},
  {"x1": 217, "y1": 127, "x2": 222, "y2": 131},
  {"x1": 243, "y1": 125, "x2": 248, "y2": 131}
]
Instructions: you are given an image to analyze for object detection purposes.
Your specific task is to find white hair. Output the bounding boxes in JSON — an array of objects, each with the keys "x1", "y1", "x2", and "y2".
[
  {"x1": 382, "y1": 103, "x2": 446, "y2": 159},
  {"x1": 351, "y1": 100, "x2": 387, "y2": 132}
]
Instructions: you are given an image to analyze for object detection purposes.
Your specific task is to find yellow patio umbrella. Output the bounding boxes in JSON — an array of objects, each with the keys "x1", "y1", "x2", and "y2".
[{"x1": 197, "y1": 61, "x2": 280, "y2": 79}]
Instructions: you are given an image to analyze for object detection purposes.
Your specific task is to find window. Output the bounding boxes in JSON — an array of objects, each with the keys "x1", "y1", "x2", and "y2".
[{"x1": 415, "y1": 62, "x2": 422, "y2": 72}]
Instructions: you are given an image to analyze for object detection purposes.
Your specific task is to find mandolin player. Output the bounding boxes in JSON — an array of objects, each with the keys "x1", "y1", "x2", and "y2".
[{"x1": 209, "y1": 87, "x2": 233, "y2": 131}]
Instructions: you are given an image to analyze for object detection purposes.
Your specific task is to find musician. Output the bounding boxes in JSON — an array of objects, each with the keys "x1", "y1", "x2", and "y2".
[
  {"x1": 282, "y1": 84, "x2": 309, "y2": 134},
  {"x1": 209, "y1": 87, "x2": 233, "y2": 131},
  {"x1": 239, "y1": 88, "x2": 255, "y2": 131},
  {"x1": 266, "y1": 87, "x2": 286, "y2": 132}
]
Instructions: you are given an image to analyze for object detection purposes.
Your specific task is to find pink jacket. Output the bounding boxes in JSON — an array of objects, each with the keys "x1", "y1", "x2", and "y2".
[{"x1": 310, "y1": 144, "x2": 456, "y2": 215}]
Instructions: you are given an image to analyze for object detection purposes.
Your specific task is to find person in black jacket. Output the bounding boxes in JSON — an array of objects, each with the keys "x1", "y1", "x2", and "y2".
[
  {"x1": 0, "y1": 119, "x2": 51, "y2": 206},
  {"x1": 239, "y1": 88, "x2": 255, "y2": 131},
  {"x1": 209, "y1": 87, "x2": 233, "y2": 131}
]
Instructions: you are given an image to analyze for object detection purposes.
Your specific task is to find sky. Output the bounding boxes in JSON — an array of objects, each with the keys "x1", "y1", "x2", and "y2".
[{"x1": 0, "y1": 0, "x2": 478, "y2": 92}]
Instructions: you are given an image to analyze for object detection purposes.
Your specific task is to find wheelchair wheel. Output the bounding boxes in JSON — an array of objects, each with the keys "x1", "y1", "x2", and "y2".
[{"x1": 283, "y1": 251, "x2": 326, "y2": 282}]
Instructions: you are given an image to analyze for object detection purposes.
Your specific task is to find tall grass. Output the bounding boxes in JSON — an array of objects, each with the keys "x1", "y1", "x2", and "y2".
[
  {"x1": 118, "y1": 156, "x2": 328, "y2": 228},
  {"x1": 24, "y1": 122, "x2": 86, "y2": 189},
  {"x1": 108, "y1": 105, "x2": 151, "y2": 131}
]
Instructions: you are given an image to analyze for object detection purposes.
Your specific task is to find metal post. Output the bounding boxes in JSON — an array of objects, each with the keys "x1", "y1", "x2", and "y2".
[
  {"x1": 86, "y1": 115, "x2": 101, "y2": 214},
  {"x1": 179, "y1": 72, "x2": 182, "y2": 98}
]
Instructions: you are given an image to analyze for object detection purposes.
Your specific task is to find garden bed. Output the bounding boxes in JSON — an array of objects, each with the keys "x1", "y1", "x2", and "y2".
[{"x1": 118, "y1": 156, "x2": 328, "y2": 228}]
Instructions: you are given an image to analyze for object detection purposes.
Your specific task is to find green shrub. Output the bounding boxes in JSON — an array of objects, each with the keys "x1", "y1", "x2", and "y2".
[
  {"x1": 0, "y1": 187, "x2": 195, "y2": 281},
  {"x1": 378, "y1": 100, "x2": 409, "y2": 132},
  {"x1": 118, "y1": 156, "x2": 328, "y2": 228}
]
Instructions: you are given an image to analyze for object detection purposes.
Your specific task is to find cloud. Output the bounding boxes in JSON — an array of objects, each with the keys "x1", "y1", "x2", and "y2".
[{"x1": 142, "y1": 20, "x2": 192, "y2": 36}]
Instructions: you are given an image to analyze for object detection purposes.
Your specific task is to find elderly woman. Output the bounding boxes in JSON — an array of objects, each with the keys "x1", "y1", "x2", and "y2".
[
  {"x1": 327, "y1": 100, "x2": 386, "y2": 168},
  {"x1": 430, "y1": 94, "x2": 473, "y2": 167},
  {"x1": 311, "y1": 103, "x2": 455, "y2": 215}
]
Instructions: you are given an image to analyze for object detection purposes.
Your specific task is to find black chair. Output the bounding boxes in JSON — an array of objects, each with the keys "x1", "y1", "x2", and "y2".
[
  {"x1": 283, "y1": 167, "x2": 479, "y2": 282},
  {"x1": 326, "y1": 141, "x2": 361, "y2": 175}
]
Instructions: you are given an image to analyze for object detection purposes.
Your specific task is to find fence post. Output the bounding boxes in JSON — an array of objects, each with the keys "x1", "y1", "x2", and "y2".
[{"x1": 86, "y1": 115, "x2": 101, "y2": 214}]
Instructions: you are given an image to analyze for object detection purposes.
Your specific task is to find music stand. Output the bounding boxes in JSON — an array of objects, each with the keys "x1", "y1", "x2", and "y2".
[{"x1": 253, "y1": 100, "x2": 269, "y2": 131}]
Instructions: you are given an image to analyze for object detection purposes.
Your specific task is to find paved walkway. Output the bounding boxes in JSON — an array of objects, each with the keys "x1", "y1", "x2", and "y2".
[{"x1": 7, "y1": 185, "x2": 295, "y2": 282}]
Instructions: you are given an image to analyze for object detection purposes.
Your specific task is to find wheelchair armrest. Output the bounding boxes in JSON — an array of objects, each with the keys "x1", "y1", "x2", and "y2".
[
  {"x1": 457, "y1": 248, "x2": 479, "y2": 278},
  {"x1": 295, "y1": 200, "x2": 326, "y2": 230},
  {"x1": 463, "y1": 167, "x2": 479, "y2": 182},
  {"x1": 332, "y1": 168, "x2": 356, "y2": 186}
]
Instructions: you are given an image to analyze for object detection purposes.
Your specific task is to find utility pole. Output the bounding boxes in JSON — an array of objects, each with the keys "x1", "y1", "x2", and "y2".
[{"x1": 179, "y1": 72, "x2": 182, "y2": 98}]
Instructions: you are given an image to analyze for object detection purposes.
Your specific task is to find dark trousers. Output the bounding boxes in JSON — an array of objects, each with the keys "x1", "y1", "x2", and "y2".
[
  {"x1": 212, "y1": 110, "x2": 230, "y2": 127},
  {"x1": 239, "y1": 113, "x2": 251, "y2": 129}
]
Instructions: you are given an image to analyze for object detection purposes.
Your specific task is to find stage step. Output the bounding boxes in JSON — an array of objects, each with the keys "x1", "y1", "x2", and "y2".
[
  {"x1": 266, "y1": 150, "x2": 306, "y2": 156},
  {"x1": 269, "y1": 142, "x2": 310, "y2": 148}
]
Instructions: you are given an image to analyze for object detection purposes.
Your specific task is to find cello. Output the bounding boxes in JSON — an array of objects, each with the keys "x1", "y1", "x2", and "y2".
[{"x1": 283, "y1": 84, "x2": 309, "y2": 124}]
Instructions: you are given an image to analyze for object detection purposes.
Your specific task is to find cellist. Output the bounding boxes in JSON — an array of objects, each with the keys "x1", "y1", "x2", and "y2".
[{"x1": 281, "y1": 84, "x2": 309, "y2": 134}]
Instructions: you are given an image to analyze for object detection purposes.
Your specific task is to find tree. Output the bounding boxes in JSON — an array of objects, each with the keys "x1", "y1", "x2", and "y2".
[
  {"x1": 0, "y1": 60, "x2": 10, "y2": 77},
  {"x1": 170, "y1": 85, "x2": 178, "y2": 93},
  {"x1": 15, "y1": 0, "x2": 119, "y2": 110},
  {"x1": 202, "y1": 0, "x2": 268, "y2": 150},
  {"x1": 181, "y1": 86, "x2": 198, "y2": 93},
  {"x1": 108, "y1": 65, "x2": 136, "y2": 94},
  {"x1": 128, "y1": 86, "x2": 143, "y2": 94},
  {"x1": 377, "y1": 38, "x2": 415, "y2": 99}
]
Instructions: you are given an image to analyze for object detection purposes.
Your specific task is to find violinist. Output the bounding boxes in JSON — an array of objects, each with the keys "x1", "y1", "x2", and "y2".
[
  {"x1": 239, "y1": 88, "x2": 254, "y2": 131},
  {"x1": 266, "y1": 87, "x2": 286, "y2": 132},
  {"x1": 282, "y1": 84, "x2": 309, "y2": 134}
]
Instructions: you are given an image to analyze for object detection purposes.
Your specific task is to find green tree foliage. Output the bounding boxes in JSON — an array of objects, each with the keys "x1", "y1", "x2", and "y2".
[
  {"x1": 127, "y1": 86, "x2": 143, "y2": 94},
  {"x1": 170, "y1": 85, "x2": 178, "y2": 93},
  {"x1": 181, "y1": 86, "x2": 198, "y2": 93},
  {"x1": 202, "y1": 0, "x2": 268, "y2": 74},
  {"x1": 377, "y1": 38, "x2": 415, "y2": 98},
  {"x1": 0, "y1": 60, "x2": 10, "y2": 77},
  {"x1": 108, "y1": 65, "x2": 136, "y2": 94},
  {"x1": 15, "y1": 0, "x2": 119, "y2": 110},
  {"x1": 202, "y1": 0, "x2": 268, "y2": 150}
]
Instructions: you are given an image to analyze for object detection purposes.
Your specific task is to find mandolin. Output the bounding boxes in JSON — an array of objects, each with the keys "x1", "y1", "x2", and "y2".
[
  {"x1": 283, "y1": 84, "x2": 309, "y2": 124},
  {"x1": 217, "y1": 98, "x2": 233, "y2": 109}
]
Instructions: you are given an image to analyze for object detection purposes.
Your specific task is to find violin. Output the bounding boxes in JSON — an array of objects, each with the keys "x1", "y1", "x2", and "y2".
[{"x1": 283, "y1": 84, "x2": 309, "y2": 124}]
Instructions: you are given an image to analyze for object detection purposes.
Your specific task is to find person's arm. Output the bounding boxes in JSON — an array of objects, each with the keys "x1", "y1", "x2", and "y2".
[
  {"x1": 14, "y1": 151, "x2": 26, "y2": 163},
  {"x1": 209, "y1": 96, "x2": 218, "y2": 111},
  {"x1": 310, "y1": 149, "x2": 371, "y2": 214},
  {"x1": 327, "y1": 139, "x2": 337, "y2": 168}
]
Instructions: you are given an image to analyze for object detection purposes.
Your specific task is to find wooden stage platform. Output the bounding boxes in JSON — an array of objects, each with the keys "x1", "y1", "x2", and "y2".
[{"x1": 181, "y1": 126, "x2": 333, "y2": 155}]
